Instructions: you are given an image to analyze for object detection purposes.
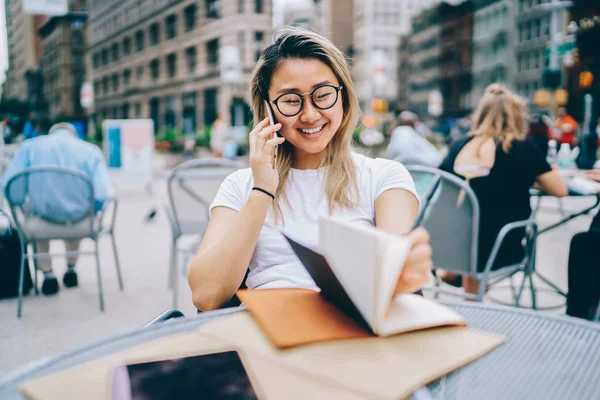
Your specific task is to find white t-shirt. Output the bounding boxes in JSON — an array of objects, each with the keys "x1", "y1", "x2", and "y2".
[{"x1": 209, "y1": 153, "x2": 419, "y2": 290}]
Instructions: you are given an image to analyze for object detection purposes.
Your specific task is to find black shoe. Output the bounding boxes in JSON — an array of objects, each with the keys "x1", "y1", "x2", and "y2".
[
  {"x1": 41, "y1": 276, "x2": 59, "y2": 295},
  {"x1": 63, "y1": 269, "x2": 79, "y2": 288}
]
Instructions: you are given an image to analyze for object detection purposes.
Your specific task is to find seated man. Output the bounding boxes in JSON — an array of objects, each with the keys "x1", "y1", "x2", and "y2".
[
  {"x1": 2, "y1": 123, "x2": 114, "y2": 295},
  {"x1": 566, "y1": 169, "x2": 600, "y2": 320}
]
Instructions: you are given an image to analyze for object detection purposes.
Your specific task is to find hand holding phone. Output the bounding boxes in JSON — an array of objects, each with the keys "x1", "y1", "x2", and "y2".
[{"x1": 264, "y1": 100, "x2": 279, "y2": 169}]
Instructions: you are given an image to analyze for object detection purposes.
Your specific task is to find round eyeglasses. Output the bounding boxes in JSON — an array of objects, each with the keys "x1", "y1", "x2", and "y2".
[{"x1": 271, "y1": 85, "x2": 343, "y2": 117}]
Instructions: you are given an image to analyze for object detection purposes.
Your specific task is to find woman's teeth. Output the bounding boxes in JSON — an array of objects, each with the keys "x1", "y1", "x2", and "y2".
[{"x1": 299, "y1": 125, "x2": 324, "y2": 134}]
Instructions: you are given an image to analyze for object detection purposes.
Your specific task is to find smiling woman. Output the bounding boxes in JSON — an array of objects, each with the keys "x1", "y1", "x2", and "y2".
[{"x1": 187, "y1": 27, "x2": 432, "y2": 311}]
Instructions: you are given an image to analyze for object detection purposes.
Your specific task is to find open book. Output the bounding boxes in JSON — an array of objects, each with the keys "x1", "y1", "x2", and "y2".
[{"x1": 281, "y1": 217, "x2": 465, "y2": 337}]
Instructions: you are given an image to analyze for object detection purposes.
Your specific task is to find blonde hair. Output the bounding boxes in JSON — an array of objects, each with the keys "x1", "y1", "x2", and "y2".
[
  {"x1": 249, "y1": 27, "x2": 360, "y2": 222},
  {"x1": 471, "y1": 83, "x2": 528, "y2": 154}
]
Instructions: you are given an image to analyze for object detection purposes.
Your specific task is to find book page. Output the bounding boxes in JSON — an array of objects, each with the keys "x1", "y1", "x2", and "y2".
[
  {"x1": 318, "y1": 217, "x2": 379, "y2": 328},
  {"x1": 375, "y1": 234, "x2": 412, "y2": 329},
  {"x1": 377, "y1": 294, "x2": 465, "y2": 337}
]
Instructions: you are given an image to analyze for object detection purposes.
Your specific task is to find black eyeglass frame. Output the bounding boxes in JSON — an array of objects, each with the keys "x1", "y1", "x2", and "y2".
[{"x1": 270, "y1": 85, "x2": 344, "y2": 117}]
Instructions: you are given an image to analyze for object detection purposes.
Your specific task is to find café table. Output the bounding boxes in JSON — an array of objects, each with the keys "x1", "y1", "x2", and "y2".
[
  {"x1": 526, "y1": 184, "x2": 600, "y2": 305},
  {"x1": 1, "y1": 302, "x2": 599, "y2": 400}
]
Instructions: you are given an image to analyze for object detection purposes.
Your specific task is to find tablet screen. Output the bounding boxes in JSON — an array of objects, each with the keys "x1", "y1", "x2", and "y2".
[{"x1": 111, "y1": 350, "x2": 259, "y2": 400}]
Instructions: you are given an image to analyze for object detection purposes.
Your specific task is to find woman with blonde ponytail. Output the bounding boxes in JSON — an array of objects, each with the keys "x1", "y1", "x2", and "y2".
[
  {"x1": 439, "y1": 84, "x2": 568, "y2": 295},
  {"x1": 188, "y1": 27, "x2": 432, "y2": 311}
]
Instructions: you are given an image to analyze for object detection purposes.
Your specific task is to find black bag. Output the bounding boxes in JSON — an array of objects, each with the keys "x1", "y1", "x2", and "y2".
[{"x1": 0, "y1": 211, "x2": 33, "y2": 299}]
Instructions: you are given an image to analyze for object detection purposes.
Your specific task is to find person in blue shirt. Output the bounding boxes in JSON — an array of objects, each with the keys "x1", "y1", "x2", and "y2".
[{"x1": 2, "y1": 123, "x2": 114, "y2": 295}]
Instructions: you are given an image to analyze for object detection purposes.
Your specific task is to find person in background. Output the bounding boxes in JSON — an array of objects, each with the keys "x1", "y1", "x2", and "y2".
[
  {"x1": 566, "y1": 169, "x2": 600, "y2": 320},
  {"x1": 2, "y1": 123, "x2": 114, "y2": 295},
  {"x1": 438, "y1": 84, "x2": 567, "y2": 295},
  {"x1": 555, "y1": 107, "x2": 578, "y2": 147},
  {"x1": 188, "y1": 28, "x2": 432, "y2": 311},
  {"x1": 527, "y1": 112, "x2": 553, "y2": 156},
  {"x1": 384, "y1": 111, "x2": 443, "y2": 167},
  {"x1": 210, "y1": 113, "x2": 230, "y2": 158}
]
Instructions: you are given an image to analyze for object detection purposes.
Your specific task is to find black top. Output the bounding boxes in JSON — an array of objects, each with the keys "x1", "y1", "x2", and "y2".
[{"x1": 440, "y1": 136, "x2": 551, "y2": 271}]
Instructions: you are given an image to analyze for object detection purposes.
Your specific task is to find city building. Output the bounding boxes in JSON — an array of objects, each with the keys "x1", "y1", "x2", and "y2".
[
  {"x1": 514, "y1": 0, "x2": 568, "y2": 102},
  {"x1": 3, "y1": 0, "x2": 48, "y2": 103},
  {"x1": 407, "y1": 4, "x2": 444, "y2": 118},
  {"x1": 278, "y1": 0, "x2": 354, "y2": 56},
  {"x1": 38, "y1": 12, "x2": 88, "y2": 122},
  {"x1": 87, "y1": 0, "x2": 272, "y2": 134},
  {"x1": 471, "y1": 0, "x2": 517, "y2": 108},
  {"x1": 396, "y1": 36, "x2": 411, "y2": 111},
  {"x1": 353, "y1": 0, "x2": 442, "y2": 109},
  {"x1": 439, "y1": 1, "x2": 474, "y2": 117}
]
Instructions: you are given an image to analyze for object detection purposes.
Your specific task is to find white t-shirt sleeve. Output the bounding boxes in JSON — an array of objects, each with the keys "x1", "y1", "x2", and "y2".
[
  {"x1": 209, "y1": 170, "x2": 250, "y2": 216},
  {"x1": 372, "y1": 158, "x2": 420, "y2": 206}
]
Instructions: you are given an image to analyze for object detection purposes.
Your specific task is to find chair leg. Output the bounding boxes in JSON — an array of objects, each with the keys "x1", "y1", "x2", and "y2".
[
  {"x1": 172, "y1": 248, "x2": 179, "y2": 310},
  {"x1": 110, "y1": 233, "x2": 124, "y2": 291},
  {"x1": 17, "y1": 241, "x2": 28, "y2": 318},
  {"x1": 529, "y1": 270, "x2": 537, "y2": 310},
  {"x1": 32, "y1": 242, "x2": 39, "y2": 296},
  {"x1": 93, "y1": 240, "x2": 105, "y2": 312},
  {"x1": 168, "y1": 239, "x2": 176, "y2": 289}
]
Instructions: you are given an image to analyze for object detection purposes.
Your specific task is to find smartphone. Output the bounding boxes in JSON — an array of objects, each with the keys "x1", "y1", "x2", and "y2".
[
  {"x1": 264, "y1": 100, "x2": 279, "y2": 169},
  {"x1": 110, "y1": 350, "x2": 261, "y2": 400}
]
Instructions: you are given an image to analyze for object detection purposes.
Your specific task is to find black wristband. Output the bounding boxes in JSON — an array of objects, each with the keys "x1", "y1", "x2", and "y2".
[{"x1": 252, "y1": 187, "x2": 275, "y2": 200}]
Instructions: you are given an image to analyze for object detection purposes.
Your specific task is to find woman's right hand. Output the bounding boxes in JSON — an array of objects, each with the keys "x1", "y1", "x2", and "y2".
[{"x1": 249, "y1": 117, "x2": 285, "y2": 194}]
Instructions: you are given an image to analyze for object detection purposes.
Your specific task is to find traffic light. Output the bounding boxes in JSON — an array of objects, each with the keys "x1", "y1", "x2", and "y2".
[
  {"x1": 579, "y1": 71, "x2": 594, "y2": 89},
  {"x1": 543, "y1": 69, "x2": 562, "y2": 90}
]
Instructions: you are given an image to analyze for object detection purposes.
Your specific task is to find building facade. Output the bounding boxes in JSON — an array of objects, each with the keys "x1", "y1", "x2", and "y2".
[
  {"x1": 87, "y1": 0, "x2": 272, "y2": 134},
  {"x1": 471, "y1": 0, "x2": 517, "y2": 107},
  {"x1": 39, "y1": 12, "x2": 88, "y2": 121},
  {"x1": 407, "y1": 5, "x2": 443, "y2": 118},
  {"x1": 514, "y1": 0, "x2": 568, "y2": 102},
  {"x1": 3, "y1": 0, "x2": 47, "y2": 102},
  {"x1": 440, "y1": 1, "x2": 474, "y2": 117},
  {"x1": 396, "y1": 35, "x2": 411, "y2": 111},
  {"x1": 353, "y1": 0, "x2": 442, "y2": 109}
]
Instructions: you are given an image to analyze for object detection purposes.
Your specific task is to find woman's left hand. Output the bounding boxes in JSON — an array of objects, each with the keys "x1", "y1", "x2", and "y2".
[{"x1": 394, "y1": 228, "x2": 433, "y2": 296}]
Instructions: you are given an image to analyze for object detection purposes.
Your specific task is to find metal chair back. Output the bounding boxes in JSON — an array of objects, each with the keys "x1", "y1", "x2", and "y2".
[
  {"x1": 4, "y1": 166, "x2": 96, "y2": 240},
  {"x1": 167, "y1": 158, "x2": 243, "y2": 238},
  {"x1": 407, "y1": 165, "x2": 480, "y2": 277}
]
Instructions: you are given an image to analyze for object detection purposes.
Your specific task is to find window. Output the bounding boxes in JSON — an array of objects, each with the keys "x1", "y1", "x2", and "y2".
[
  {"x1": 73, "y1": 51, "x2": 82, "y2": 65},
  {"x1": 184, "y1": 4, "x2": 197, "y2": 32},
  {"x1": 111, "y1": 43, "x2": 119, "y2": 61},
  {"x1": 112, "y1": 73, "x2": 120, "y2": 91},
  {"x1": 533, "y1": 51, "x2": 539, "y2": 69},
  {"x1": 255, "y1": 0, "x2": 263, "y2": 13},
  {"x1": 93, "y1": 80, "x2": 99, "y2": 95},
  {"x1": 186, "y1": 46, "x2": 196, "y2": 73},
  {"x1": 103, "y1": 76, "x2": 109, "y2": 93},
  {"x1": 136, "y1": 65, "x2": 144, "y2": 80},
  {"x1": 123, "y1": 69, "x2": 131, "y2": 86},
  {"x1": 525, "y1": 20, "x2": 532, "y2": 40},
  {"x1": 149, "y1": 23, "x2": 160, "y2": 46},
  {"x1": 206, "y1": 0, "x2": 220, "y2": 19},
  {"x1": 206, "y1": 38, "x2": 219, "y2": 66},
  {"x1": 135, "y1": 30, "x2": 145, "y2": 51},
  {"x1": 123, "y1": 37, "x2": 131, "y2": 55},
  {"x1": 167, "y1": 53, "x2": 177, "y2": 78},
  {"x1": 166, "y1": 14, "x2": 177, "y2": 39},
  {"x1": 534, "y1": 18, "x2": 541, "y2": 38},
  {"x1": 150, "y1": 58, "x2": 160, "y2": 80},
  {"x1": 101, "y1": 48, "x2": 109, "y2": 65},
  {"x1": 524, "y1": 53, "x2": 530, "y2": 70},
  {"x1": 518, "y1": 23, "x2": 523, "y2": 42},
  {"x1": 92, "y1": 52, "x2": 99, "y2": 68},
  {"x1": 238, "y1": 0, "x2": 244, "y2": 13},
  {"x1": 544, "y1": 16, "x2": 550, "y2": 36},
  {"x1": 135, "y1": 103, "x2": 141, "y2": 117},
  {"x1": 254, "y1": 31, "x2": 264, "y2": 61},
  {"x1": 72, "y1": 31, "x2": 83, "y2": 45}
]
